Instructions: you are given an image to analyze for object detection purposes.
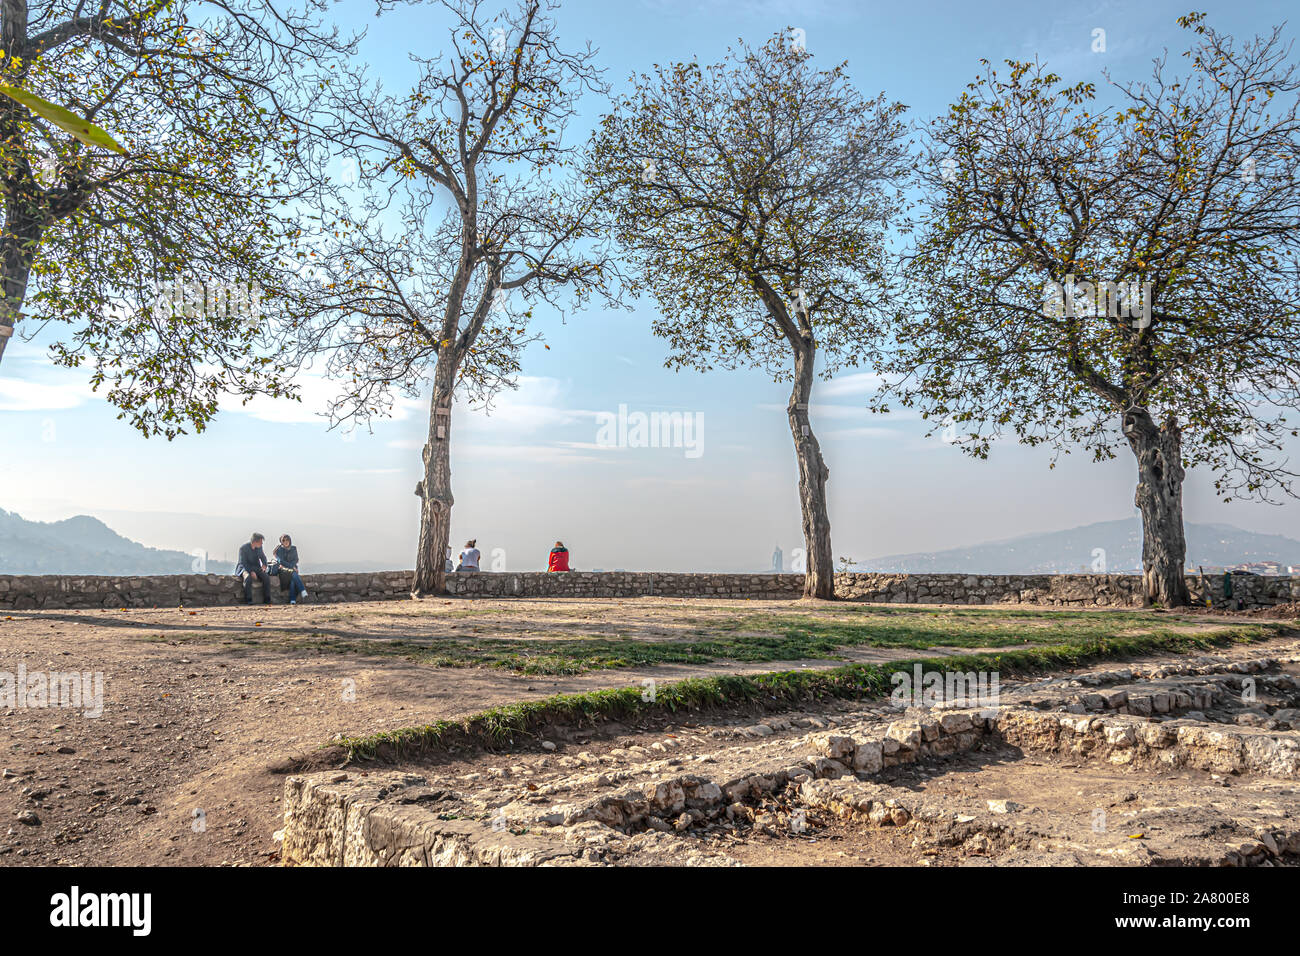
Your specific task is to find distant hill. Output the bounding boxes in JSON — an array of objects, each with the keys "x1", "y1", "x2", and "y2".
[
  {"x1": 0, "y1": 509, "x2": 197, "y2": 574},
  {"x1": 9, "y1": 508, "x2": 1299, "y2": 578},
  {"x1": 857, "y1": 518, "x2": 1300, "y2": 574}
]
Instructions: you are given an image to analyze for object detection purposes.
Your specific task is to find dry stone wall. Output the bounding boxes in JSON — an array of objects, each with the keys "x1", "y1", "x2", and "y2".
[
  {"x1": 0, "y1": 569, "x2": 1293, "y2": 611},
  {"x1": 832, "y1": 571, "x2": 1299, "y2": 608}
]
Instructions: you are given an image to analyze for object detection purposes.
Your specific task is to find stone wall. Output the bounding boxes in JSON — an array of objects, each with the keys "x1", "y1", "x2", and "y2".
[
  {"x1": 445, "y1": 571, "x2": 803, "y2": 600},
  {"x1": 0, "y1": 570, "x2": 416, "y2": 610},
  {"x1": 831, "y1": 572, "x2": 1299, "y2": 608},
  {"x1": 0, "y1": 569, "x2": 1294, "y2": 611}
]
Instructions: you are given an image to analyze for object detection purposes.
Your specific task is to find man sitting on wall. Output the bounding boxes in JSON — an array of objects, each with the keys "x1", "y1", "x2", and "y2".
[{"x1": 234, "y1": 532, "x2": 273, "y2": 605}]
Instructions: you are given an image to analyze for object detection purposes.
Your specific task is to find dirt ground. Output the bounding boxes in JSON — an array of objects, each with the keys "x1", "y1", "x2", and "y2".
[{"x1": 0, "y1": 596, "x2": 1293, "y2": 866}]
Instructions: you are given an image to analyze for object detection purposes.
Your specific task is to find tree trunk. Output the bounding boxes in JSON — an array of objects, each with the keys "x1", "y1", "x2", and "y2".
[
  {"x1": 789, "y1": 343, "x2": 834, "y2": 599},
  {"x1": 1125, "y1": 410, "x2": 1190, "y2": 607},
  {"x1": 0, "y1": 214, "x2": 41, "y2": 368},
  {"x1": 411, "y1": 350, "x2": 458, "y2": 596}
]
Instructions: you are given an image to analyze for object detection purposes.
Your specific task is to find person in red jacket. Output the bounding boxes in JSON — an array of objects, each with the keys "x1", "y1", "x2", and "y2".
[{"x1": 547, "y1": 541, "x2": 571, "y2": 572}]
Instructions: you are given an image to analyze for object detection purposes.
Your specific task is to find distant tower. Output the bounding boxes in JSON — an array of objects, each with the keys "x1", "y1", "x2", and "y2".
[{"x1": 772, "y1": 544, "x2": 783, "y2": 573}]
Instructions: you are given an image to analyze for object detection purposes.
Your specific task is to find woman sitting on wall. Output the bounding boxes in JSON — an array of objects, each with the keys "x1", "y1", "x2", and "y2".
[
  {"x1": 273, "y1": 534, "x2": 308, "y2": 605},
  {"x1": 547, "y1": 541, "x2": 570, "y2": 572}
]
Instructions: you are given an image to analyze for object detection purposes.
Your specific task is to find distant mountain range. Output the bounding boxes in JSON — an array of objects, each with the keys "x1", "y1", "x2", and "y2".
[
  {"x1": 6, "y1": 509, "x2": 1299, "y2": 577},
  {"x1": 856, "y1": 518, "x2": 1300, "y2": 574},
  {"x1": 0, "y1": 509, "x2": 199, "y2": 574},
  {"x1": 0, "y1": 510, "x2": 413, "y2": 575}
]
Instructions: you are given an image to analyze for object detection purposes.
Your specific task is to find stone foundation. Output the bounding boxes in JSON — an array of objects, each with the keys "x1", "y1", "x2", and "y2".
[{"x1": 280, "y1": 650, "x2": 1300, "y2": 866}]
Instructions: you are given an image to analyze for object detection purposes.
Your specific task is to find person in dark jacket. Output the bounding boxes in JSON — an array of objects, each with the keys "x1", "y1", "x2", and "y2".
[
  {"x1": 235, "y1": 533, "x2": 272, "y2": 605},
  {"x1": 547, "y1": 541, "x2": 570, "y2": 572},
  {"x1": 273, "y1": 534, "x2": 308, "y2": 604}
]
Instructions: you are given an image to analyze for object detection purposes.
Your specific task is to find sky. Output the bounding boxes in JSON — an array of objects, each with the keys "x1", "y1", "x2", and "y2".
[{"x1": 3, "y1": 0, "x2": 1300, "y2": 573}]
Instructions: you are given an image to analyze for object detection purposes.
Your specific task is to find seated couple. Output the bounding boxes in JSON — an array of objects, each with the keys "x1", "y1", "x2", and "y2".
[{"x1": 234, "y1": 533, "x2": 309, "y2": 605}]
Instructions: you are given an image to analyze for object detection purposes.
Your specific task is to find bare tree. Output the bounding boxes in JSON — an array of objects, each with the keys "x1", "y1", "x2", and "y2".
[
  {"x1": 887, "y1": 15, "x2": 1300, "y2": 606},
  {"x1": 291, "y1": 0, "x2": 617, "y2": 595},
  {"x1": 589, "y1": 33, "x2": 907, "y2": 599}
]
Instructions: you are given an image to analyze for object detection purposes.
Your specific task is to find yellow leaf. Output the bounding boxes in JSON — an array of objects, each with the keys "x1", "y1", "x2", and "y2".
[{"x1": 0, "y1": 84, "x2": 127, "y2": 154}]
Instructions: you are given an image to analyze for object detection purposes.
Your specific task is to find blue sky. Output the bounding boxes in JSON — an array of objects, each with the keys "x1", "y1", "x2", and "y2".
[{"x1": 3, "y1": 0, "x2": 1300, "y2": 573}]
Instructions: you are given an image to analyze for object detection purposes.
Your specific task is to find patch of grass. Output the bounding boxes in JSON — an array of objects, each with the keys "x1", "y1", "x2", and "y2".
[
  {"x1": 709, "y1": 608, "x2": 1213, "y2": 647},
  {"x1": 167, "y1": 608, "x2": 1284, "y2": 676},
  {"x1": 335, "y1": 625, "x2": 1278, "y2": 761}
]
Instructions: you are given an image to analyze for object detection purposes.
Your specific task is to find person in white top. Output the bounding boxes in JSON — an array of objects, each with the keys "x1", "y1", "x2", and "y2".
[{"x1": 457, "y1": 539, "x2": 481, "y2": 572}]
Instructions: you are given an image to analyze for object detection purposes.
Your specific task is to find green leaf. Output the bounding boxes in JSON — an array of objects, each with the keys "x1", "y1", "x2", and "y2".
[{"x1": 0, "y1": 84, "x2": 127, "y2": 154}]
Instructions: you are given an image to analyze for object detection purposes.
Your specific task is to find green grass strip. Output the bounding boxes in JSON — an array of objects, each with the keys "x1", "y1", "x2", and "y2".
[{"x1": 334, "y1": 623, "x2": 1285, "y2": 762}]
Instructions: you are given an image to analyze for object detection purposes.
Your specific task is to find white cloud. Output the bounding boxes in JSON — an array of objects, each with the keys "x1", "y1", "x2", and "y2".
[
  {"x1": 0, "y1": 377, "x2": 94, "y2": 411},
  {"x1": 826, "y1": 426, "x2": 900, "y2": 441},
  {"x1": 818, "y1": 372, "x2": 885, "y2": 398},
  {"x1": 386, "y1": 377, "x2": 601, "y2": 450},
  {"x1": 457, "y1": 442, "x2": 609, "y2": 464},
  {"x1": 553, "y1": 441, "x2": 614, "y2": 451},
  {"x1": 458, "y1": 376, "x2": 597, "y2": 433},
  {"x1": 231, "y1": 372, "x2": 424, "y2": 426},
  {"x1": 234, "y1": 374, "x2": 606, "y2": 440},
  {"x1": 756, "y1": 402, "x2": 870, "y2": 421}
]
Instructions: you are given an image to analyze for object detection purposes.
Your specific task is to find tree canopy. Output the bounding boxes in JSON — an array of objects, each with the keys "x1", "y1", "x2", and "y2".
[
  {"x1": 885, "y1": 15, "x2": 1300, "y2": 603},
  {"x1": 891, "y1": 15, "x2": 1300, "y2": 497},
  {"x1": 0, "y1": 0, "x2": 352, "y2": 437},
  {"x1": 590, "y1": 33, "x2": 907, "y2": 382}
]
